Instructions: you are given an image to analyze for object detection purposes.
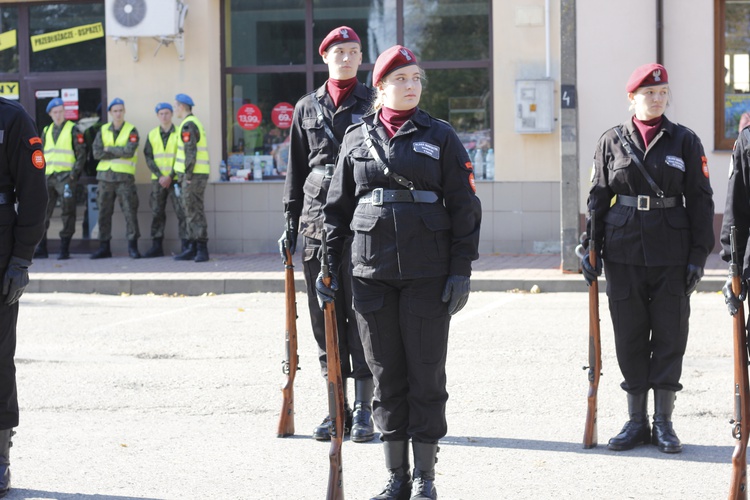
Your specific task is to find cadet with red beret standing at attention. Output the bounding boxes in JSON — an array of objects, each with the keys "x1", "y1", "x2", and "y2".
[
  {"x1": 317, "y1": 45, "x2": 481, "y2": 499},
  {"x1": 281, "y1": 26, "x2": 376, "y2": 443},
  {"x1": 0, "y1": 96, "x2": 49, "y2": 496},
  {"x1": 173, "y1": 93, "x2": 210, "y2": 263},
  {"x1": 582, "y1": 64, "x2": 714, "y2": 454},
  {"x1": 90, "y1": 98, "x2": 141, "y2": 259},
  {"x1": 34, "y1": 97, "x2": 86, "y2": 260}
]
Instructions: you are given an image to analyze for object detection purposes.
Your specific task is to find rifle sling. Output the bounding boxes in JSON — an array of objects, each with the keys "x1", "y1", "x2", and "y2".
[
  {"x1": 360, "y1": 121, "x2": 415, "y2": 190},
  {"x1": 613, "y1": 126, "x2": 665, "y2": 198}
]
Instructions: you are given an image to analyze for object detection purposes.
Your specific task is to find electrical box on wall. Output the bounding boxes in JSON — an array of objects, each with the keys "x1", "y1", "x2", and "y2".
[{"x1": 515, "y1": 79, "x2": 555, "y2": 134}]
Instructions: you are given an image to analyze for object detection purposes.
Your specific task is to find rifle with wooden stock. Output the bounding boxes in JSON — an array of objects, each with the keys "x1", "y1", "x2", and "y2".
[
  {"x1": 277, "y1": 213, "x2": 300, "y2": 438},
  {"x1": 729, "y1": 225, "x2": 750, "y2": 500},
  {"x1": 321, "y1": 236, "x2": 345, "y2": 500},
  {"x1": 582, "y1": 209, "x2": 602, "y2": 449}
]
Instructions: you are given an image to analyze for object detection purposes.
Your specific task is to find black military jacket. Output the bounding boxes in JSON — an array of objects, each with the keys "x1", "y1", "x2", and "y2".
[
  {"x1": 587, "y1": 116, "x2": 714, "y2": 268},
  {"x1": 721, "y1": 127, "x2": 750, "y2": 274},
  {"x1": 324, "y1": 109, "x2": 482, "y2": 280},
  {"x1": 282, "y1": 82, "x2": 374, "y2": 247},
  {"x1": 0, "y1": 98, "x2": 48, "y2": 263}
]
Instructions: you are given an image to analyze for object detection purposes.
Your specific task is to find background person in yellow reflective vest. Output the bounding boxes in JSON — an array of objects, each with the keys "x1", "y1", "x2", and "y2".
[
  {"x1": 34, "y1": 97, "x2": 86, "y2": 260},
  {"x1": 90, "y1": 97, "x2": 141, "y2": 259},
  {"x1": 142, "y1": 102, "x2": 186, "y2": 258},
  {"x1": 172, "y1": 93, "x2": 210, "y2": 263}
]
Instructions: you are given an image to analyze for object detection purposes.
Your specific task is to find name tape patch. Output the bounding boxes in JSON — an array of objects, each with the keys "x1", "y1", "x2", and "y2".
[
  {"x1": 413, "y1": 141, "x2": 440, "y2": 160},
  {"x1": 664, "y1": 155, "x2": 685, "y2": 172}
]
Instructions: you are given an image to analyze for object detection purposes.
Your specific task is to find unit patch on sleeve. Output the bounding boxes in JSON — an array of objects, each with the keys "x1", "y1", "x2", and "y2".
[
  {"x1": 31, "y1": 149, "x2": 45, "y2": 169},
  {"x1": 413, "y1": 141, "x2": 440, "y2": 160}
]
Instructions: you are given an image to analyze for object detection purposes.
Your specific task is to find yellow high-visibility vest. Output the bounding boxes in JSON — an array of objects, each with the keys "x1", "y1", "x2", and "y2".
[
  {"x1": 96, "y1": 121, "x2": 137, "y2": 175},
  {"x1": 43, "y1": 121, "x2": 76, "y2": 175},
  {"x1": 147, "y1": 126, "x2": 178, "y2": 180},
  {"x1": 174, "y1": 115, "x2": 210, "y2": 175}
]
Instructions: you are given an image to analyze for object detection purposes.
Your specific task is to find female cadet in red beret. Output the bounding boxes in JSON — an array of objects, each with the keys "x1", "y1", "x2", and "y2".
[
  {"x1": 582, "y1": 63, "x2": 714, "y2": 453},
  {"x1": 316, "y1": 45, "x2": 481, "y2": 499}
]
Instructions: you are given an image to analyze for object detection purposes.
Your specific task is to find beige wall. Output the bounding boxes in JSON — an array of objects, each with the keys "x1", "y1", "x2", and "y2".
[{"x1": 105, "y1": 0, "x2": 223, "y2": 184}]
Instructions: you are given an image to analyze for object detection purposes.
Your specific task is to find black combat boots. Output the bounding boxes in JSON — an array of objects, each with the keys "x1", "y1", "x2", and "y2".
[
  {"x1": 143, "y1": 237, "x2": 164, "y2": 258},
  {"x1": 90, "y1": 240, "x2": 112, "y2": 259},
  {"x1": 127, "y1": 239, "x2": 141, "y2": 259},
  {"x1": 313, "y1": 383, "x2": 352, "y2": 441},
  {"x1": 351, "y1": 378, "x2": 375, "y2": 443},
  {"x1": 57, "y1": 236, "x2": 71, "y2": 260},
  {"x1": 0, "y1": 428, "x2": 14, "y2": 497},
  {"x1": 194, "y1": 241, "x2": 209, "y2": 262},
  {"x1": 411, "y1": 442, "x2": 439, "y2": 499},
  {"x1": 33, "y1": 235, "x2": 48, "y2": 259},
  {"x1": 174, "y1": 240, "x2": 196, "y2": 261},
  {"x1": 370, "y1": 440, "x2": 411, "y2": 500},
  {"x1": 652, "y1": 389, "x2": 682, "y2": 453},
  {"x1": 607, "y1": 391, "x2": 651, "y2": 451}
]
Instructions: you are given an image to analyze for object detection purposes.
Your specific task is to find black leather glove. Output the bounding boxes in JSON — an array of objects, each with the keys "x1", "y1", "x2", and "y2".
[
  {"x1": 315, "y1": 268, "x2": 339, "y2": 311},
  {"x1": 277, "y1": 213, "x2": 298, "y2": 263},
  {"x1": 441, "y1": 275, "x2": 471, "y2": 315},
  {"x1": 581, "y1": 253, "x2": 602, "y2": 286},
  {"x1": 3, "y1": 257, "x2": 31, "y2": 305},
  {"x1": 723, "y1": 276, "x2": 747, "y2": 316},
  {"x1": 685, "y1": 264, "x2": 704, "y2": 296}
]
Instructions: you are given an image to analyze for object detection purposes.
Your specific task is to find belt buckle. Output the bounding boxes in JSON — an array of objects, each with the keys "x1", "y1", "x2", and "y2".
[
  {"x1": 637, "y1": 195, "x2": 650, "y2": 211},
  {"x1": 371, "y1": 188, "x2": 383, "y2": 206}
]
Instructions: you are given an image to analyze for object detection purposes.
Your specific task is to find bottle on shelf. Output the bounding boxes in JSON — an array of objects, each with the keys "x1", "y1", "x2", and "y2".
[
  {"x1": 485, "y1": 148, "x2": 495, "y2": 180},
  {"x1": 253, "y1": 151, "x2": 263, "y2": 181},
  {"x1": 473, "y1": 149, "x2": 484, "y2": 180}
]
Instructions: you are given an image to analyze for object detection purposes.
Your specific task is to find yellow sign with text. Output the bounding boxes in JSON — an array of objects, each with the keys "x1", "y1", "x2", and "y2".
[
  {"x1": 0, "y1": 30, "x2": 17, "y2": 52},
  {"x1": 0, "y1": 82, "x2": 19, "y2": 100},
  {"x1": 30, "y1": 22, "x2": 104, "y2": 53}
]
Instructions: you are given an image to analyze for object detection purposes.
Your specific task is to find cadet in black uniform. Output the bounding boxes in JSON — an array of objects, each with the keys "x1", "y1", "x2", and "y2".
[
  {"x1": 0, "y1": 97, "x2": 49, "y2": 496},
  {"x1": 280, "y1": 26, "x2": 376, "y2": 443},
  {"x1": 317, "y1": 45, "x2": 481, "y2": 500},
  {"x1": 582, "y1": 64, "x2": 715, "y2": 454},
  {"x1": 722, "y1": 106, "x2": 750, "y2": 311}
]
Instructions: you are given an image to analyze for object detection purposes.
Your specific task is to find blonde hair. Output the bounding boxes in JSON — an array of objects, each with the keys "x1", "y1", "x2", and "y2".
[{"x1": 371, "y1": 66, "x2": 426, "y2": 113}]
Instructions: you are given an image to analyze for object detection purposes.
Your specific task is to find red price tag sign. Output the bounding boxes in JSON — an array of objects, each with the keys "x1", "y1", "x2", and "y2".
[
  {"x1": 271, "y1": 102, "x2": 294, "y2": 129},
  {"x1": 236, "y1": 103, "x2": 262, "y2": 131}
]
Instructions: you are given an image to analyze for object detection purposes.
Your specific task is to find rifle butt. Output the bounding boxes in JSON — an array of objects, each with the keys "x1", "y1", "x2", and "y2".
[
  {"x1": 582, "y1": 396, "x2": 598, "y2": 448},
  {"x1": 276, "y1": 387, "x2": 294, "y2": 437},
  {"x1": 729, "y1": 452, "x2": 748, "y2": 500},
  {"x1": 326, "y1": 450, "x2": 344, "y2": 500}
]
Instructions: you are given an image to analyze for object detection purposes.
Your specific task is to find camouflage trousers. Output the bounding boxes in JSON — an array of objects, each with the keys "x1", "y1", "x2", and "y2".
[
  {"x1": 177, "y1": 173, "x2": 208, "y2": 242},
  {"x1": 149, "y1": 180, "x2": 187, "y2": 240},
  {"x1": 44, "y1": 171, "x2": 77, "y2": 238},
  {"x1": 96, "y1": 177, "x2": 140, "y2": 241}
]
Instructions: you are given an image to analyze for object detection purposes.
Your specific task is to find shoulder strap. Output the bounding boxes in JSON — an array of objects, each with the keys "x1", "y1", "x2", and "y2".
[
  {"x1": 360, "y1": 121, "x2": 414, "y2": 190},
  {"x1": 613, "y1": 126, "x2": 664, "y2": 198},
  {"x1": 312, "y1": 98, "x2": 340, "y2": 150}
]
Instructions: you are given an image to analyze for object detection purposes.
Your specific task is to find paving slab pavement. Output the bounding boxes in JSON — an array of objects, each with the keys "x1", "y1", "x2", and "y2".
[{"x1": 26, "y1": 252, "x2": 729, "y2": 295}]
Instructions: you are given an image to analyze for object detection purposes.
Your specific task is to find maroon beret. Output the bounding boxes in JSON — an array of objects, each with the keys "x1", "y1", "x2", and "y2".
[
  {"x1": 318, "y1": 26, "x2": 361, "y2": 56},
  {"x1": 626, "y1": 63, "x2": 669, "y2": 92},
  {"x1": 373, "y1": 45, "x2": 418, "y2": 85}
]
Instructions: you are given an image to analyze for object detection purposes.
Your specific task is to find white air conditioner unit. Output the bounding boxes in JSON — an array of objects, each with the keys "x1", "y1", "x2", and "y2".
[{"x1": 105, "y1": 0, "x2": 182, "y2": 38}]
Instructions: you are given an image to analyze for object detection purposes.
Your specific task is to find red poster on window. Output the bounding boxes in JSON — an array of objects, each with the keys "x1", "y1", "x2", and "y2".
[
  {"x1": 236, "y1": 103, "x2": 262, "y2": 130},
  {"x1": 271, "y1": 102, "x2": 294, "y2": 129}
]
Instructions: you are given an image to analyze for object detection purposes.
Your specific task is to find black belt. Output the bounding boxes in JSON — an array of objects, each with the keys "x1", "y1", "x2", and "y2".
[
  {"x1": 358, "y1": 188, "x2": 440, "y2": 206},
  {"x1": 311, "y1": 164, "x2": 335, "y2": 178},
  {"x1": 617, "y1": 194, "x2": 682, "y2": 211},
  {"x1": 0, "y1": 192, "x2": 15, "y2": 206}
]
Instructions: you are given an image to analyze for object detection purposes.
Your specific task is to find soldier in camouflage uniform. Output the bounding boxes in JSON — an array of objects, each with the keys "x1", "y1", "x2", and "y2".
[
  {"x1": 142, "y1": 102, "x2": 187, "y2": 258},
  {"x1": 90, "y1": 98, "x2": 141, "y2": 260},
  {"x1": 34, "y1": 97, "x2": 86, "y2": 260},
  {"x1": 172, "y1": 93, "x2": 210, "y2": 263}
]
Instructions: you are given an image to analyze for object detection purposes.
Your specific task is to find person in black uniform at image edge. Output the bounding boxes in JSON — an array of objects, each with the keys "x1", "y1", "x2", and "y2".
[
  {"x1": 280, "y1": 26, "x2": 376, "y2": 442},
  {"x1": 581, "y1": 63, "x2": 714, "y2": 454},
  {"x1": 316, "y1": 45, "x2": 481, "y2": 499},
  {"x1": 0, "y1": 97, "x2": 49, "y2": 496}
]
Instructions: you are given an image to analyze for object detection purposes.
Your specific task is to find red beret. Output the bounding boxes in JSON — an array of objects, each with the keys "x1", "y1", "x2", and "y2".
[
  {"x1": 318, "y1": 26, "x2": 361, "y2": 56},
  {"x1": 373, "y1": 45, "x2": 418, "y2": 85},
  {"x1": 626, "y1": 63, "x2": 669, "y2": 92}
]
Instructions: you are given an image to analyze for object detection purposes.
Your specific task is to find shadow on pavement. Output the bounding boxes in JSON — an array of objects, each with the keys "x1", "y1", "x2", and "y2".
[
  {"x1": 441, "y1": 435, "x2": 732, "y2": 463},
  {"x1": 8, "y1": 490, "x2": 163, "y2": 499}
]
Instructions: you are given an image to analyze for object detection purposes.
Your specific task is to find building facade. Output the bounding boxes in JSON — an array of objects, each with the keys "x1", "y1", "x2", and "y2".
[{"x1": 0, "y1": 0, "x2": 735, "y2": 259}]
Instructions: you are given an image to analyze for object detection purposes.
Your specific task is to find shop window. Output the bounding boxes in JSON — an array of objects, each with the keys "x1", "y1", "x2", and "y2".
[
  {"x1": 222, "y1": 0, "x2": 492, "y2": 180},
  {"x1": 29, "y1": 3, "x2": 105, "y2": 72},
  {"x1": 0, "y1": 7, "x2": 19, "y2": 75}
]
